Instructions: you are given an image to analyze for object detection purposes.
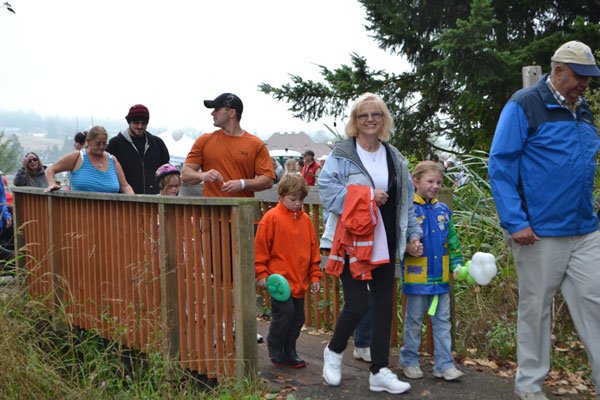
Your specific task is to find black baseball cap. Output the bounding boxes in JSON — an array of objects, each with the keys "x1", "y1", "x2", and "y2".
[{"x1": 204, "y1": 93, "x2": 243, "y2": 117}]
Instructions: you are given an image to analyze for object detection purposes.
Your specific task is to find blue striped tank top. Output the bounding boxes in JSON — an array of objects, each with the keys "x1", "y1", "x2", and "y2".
[{"x1": 70, "y1": 149, "x2": 120, "y2": 193}]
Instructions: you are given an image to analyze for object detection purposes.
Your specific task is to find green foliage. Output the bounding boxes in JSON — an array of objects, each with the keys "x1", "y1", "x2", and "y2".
[
  {"x1": 485, "y1": 316, "x2": 517, "y2": 360},
  {"x1": 260, "y1": 0, "x2": 600, "y2": 157},
  {"x1": 0, "y1": 130, "x2": 22, "y2": 174},
  {"x1": 0, "y1": 282, "x2": 264, "y2": 399}
]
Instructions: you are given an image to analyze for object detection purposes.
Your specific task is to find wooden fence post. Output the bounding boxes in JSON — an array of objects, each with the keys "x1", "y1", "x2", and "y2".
[
  {"x1": 522, "y1": 65, "x2": 542, "y2": 88},
  {"x1": 232, "y1": 202, "x2": 259, "y2": 378}
]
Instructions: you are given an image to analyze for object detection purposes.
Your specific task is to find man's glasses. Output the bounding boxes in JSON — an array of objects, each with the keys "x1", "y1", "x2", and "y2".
[{"x1": 356, "y1": 112, "x2": 384, "y2": 121}]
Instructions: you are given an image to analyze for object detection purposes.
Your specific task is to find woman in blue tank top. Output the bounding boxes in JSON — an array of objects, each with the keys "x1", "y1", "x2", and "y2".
[{"x1": 44, "y1": 126, "x2": 134, "y2": 194}]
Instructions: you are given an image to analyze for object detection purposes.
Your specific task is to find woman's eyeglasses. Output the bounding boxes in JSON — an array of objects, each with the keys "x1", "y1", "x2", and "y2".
[
  {"x1": 356, "y1": 112, "x2": 384, "y2": 121},
  {"x1": 27, "y1": 158, "x2": 38, "y2": 163}
]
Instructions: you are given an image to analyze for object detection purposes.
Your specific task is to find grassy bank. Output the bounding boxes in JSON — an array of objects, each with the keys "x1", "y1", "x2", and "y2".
[{"x1": 0, "y1": 283, "x2": 262, "y2": 399}]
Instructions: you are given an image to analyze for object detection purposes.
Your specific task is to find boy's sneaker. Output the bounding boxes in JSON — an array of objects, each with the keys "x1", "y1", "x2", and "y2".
[
  {"x1": 402, "y1": 365, "x2": 424, "y2": 379},
  {"x1": 514, "y1": 390, "x2": 549, "y2": 400},
  {"x1": 433, "y1": 367, "x2": 464, "y2": 381},
  {"x1": 352, "y1": 347, "x2": 372, "y2": 363},
  {"x1": 369, "y1": 367, "x2": 411, "y2": 394},
  {"x1": 322, "y1": 345, "x2": 343, "y2": 386}
]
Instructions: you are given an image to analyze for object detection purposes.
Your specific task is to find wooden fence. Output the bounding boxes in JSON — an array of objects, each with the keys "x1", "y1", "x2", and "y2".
[{"x1": 12, "y1": 187, "x2": 258, "y2": 381}]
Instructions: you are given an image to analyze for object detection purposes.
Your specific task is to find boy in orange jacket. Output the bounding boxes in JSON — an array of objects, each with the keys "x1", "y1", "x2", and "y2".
[{"x1": 255, "y1": 174, "x2": 322, "y2": 368}]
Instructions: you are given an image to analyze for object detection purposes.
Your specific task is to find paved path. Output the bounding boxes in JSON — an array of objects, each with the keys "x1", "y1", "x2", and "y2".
[{"x1": 256, "y1": 320, "x2": 590, "y2": 400}]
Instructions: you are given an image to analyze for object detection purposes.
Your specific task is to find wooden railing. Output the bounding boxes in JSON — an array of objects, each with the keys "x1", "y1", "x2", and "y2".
[{"x1": 12, "y1": 188, "x2": 258, "y2": 381}]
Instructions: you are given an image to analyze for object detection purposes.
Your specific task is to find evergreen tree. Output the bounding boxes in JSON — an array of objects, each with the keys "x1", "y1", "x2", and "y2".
[{"x1": 260, "y1": 0, "x2": 600, "y2": 157}]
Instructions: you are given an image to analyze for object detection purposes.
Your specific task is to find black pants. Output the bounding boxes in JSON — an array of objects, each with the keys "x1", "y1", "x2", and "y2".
[
  {"x1": 328, "y1": 260, "x2": 395, "y2": 374},
  {"x1": 268, "y1": 297, "x2": 305, "y2": 350}
]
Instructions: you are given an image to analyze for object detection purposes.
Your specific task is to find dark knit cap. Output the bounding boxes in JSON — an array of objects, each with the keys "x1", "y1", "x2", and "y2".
[{"x1": 126, "y1": 104, "x2": 150, "y2": 123}]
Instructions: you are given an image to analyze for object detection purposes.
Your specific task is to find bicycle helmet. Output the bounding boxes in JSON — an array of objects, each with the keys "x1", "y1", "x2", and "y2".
[{"x1": 155, "y1": 163, "x2": 180, "y2": 184}]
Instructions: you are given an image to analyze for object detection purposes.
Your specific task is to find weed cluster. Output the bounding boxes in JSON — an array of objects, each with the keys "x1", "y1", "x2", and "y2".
[{"x1": 0, "y1": 281, "x2": 262, "y2": 399}]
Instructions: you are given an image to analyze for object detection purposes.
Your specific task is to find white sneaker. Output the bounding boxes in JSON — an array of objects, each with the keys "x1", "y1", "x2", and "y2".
[
  {"x1": 352, "y1": 346, "x2": 372, "y2": 363},
  {"x1": 402, "y1": 365, "x2": 424, "y2": 379},
  {"x1": 369, "y1": 367, "x2": 411, "y2": 394},
  {"x1": 433, "y1": 367, "x2": 464, "y2": 381},
  {"x1": 323, "y1": 345, "x2": 343, "y2": 386},
  {"x1": 514, "y1": 390, "x2": 549, "y2": 400}
]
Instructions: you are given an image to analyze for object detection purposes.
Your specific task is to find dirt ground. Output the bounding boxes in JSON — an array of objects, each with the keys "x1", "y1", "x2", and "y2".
[{"x1": 256, "y1": 319, "x2": 595, "y2": 400}]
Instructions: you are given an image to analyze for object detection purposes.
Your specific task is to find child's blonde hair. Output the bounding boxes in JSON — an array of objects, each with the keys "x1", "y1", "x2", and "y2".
[
  {"x1": 278, "y1": 174, "x2": 308, "y2": 199},
  {"x1": 159, "y1": 174, "x2": 181, "y2": 195},
  {"x1": 412, "y1": 160, "x2": 444, "y2": 180}
]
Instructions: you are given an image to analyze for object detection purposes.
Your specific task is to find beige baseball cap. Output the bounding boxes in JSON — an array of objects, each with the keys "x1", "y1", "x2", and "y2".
[{"x1": 551, "y1": 41, "x2": 600, "y2": 77}]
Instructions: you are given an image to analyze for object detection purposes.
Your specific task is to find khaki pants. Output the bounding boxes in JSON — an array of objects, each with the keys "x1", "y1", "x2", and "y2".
[{"x1": 505, "y1": 230, "x2": 600, "y2": 394}]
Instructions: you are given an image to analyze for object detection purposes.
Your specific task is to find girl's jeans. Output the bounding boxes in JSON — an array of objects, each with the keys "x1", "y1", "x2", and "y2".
[{"x1": 399, "y1": 293, "x2": 455, "y2": 373}]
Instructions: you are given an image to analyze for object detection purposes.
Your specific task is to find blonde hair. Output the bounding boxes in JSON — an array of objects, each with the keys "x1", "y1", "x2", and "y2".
[
  {"x1": 284, "y1": 158, "x2": 297, "y2": 174},
  {"x1": 278, "y1": 174, "x2": 308, "y2": 199},
  {"x1": 345, "y1": 92, "x2": 394, "y2": 141},
  {"x1": 86, "y1": 125, "x2": 108, "y2": 143},
  {"x1": 412, "y1": 160, "x2": 444, "y2": 180},
  {"x1": 159, "y1": 174, "x2": 181, "y2": 195}
]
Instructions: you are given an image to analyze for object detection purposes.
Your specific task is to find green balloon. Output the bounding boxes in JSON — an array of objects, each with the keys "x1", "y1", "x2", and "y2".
[
  {"x1": 266, "y1": 273, "x2": 291, "y2": 302},
  {"x1": 456, "y1": 266, "x2": 469, "y2": 281},
  {"x1": 466, "y1": 274, "x2": 477, "y2": 285}
]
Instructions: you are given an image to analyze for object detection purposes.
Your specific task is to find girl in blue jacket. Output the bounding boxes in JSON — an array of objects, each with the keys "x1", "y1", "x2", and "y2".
[{"x1": 400, "y1": 160, "x2": 464, "y2": 381}]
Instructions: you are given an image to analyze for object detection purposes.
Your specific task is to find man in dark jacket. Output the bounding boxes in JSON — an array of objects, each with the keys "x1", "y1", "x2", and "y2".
[{"x1": 107, "y1": 104, "x2": 170, "y2": 194}]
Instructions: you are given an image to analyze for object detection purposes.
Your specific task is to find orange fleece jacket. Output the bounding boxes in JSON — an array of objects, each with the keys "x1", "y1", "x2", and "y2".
[{"x1": 255, "y1": 202, "x2": 322, "y2": 298}]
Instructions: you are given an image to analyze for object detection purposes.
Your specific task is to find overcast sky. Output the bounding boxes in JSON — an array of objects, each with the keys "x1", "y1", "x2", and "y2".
[{"x1": 0, "y1": 0, "x2": 408, "y2": 139}]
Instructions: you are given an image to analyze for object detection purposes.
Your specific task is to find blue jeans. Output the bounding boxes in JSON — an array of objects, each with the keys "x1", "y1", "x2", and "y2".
[
  {"x1": 399, "y1": 293, "x2": 455, "y2": 372},
  {"x1": 353, "y1": 289, "x2": 372, "y2": 348}
]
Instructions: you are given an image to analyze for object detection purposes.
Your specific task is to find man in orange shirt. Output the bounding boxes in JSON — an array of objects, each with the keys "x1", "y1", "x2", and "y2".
[{"x1": 182, "y1": 93, "x2": 275, "y2": 197}]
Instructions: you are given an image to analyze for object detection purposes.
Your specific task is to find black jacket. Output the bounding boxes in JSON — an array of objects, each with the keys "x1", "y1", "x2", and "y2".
[{"x1": 106, "y1": 130, "x2": 170, "y2": 194}]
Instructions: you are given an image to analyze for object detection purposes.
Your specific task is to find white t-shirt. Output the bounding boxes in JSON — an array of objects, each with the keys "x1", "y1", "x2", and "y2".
[{"x1": 356, "y1": 143, "x2": 388, "y2": 191}]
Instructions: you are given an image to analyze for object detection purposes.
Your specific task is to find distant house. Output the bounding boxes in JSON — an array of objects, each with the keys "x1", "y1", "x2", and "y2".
[{"x1": 264, "y1": 132, "x2": 331, "y2": 160}]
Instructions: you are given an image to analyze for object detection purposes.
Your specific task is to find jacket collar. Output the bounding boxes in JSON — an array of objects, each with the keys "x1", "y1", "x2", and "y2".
[{"x1": 414, "y1": 193, "x2": 438, "y2": 205}]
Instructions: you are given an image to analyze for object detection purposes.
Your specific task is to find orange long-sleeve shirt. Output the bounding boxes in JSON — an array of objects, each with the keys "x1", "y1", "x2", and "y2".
[{"x1": 255, "y1": 202, "x2": 322, "y2": 298}]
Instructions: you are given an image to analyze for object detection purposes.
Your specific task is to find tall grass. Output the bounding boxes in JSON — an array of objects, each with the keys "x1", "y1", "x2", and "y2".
[{"x1": 0, "y1": 278, "x2": 263, "y2": 399}]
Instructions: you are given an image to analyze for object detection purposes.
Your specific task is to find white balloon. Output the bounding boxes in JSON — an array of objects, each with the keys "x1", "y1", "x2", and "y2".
[
  {"x1": 468, "y1": 252, "x2": 497, "y2": 285},
  {"x1": 171, "y1": 129, "x2": 184, "y2": 141}
]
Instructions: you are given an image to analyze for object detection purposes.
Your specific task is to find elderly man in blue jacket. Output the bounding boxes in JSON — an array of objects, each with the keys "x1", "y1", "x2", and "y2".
[{"x1": 489, "y1": 40, "x2": 600, "y2": 400}]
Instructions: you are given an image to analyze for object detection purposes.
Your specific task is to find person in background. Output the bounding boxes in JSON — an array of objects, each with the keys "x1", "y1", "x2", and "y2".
[
  {"x1": 272, "y1": 158, "x2": 284, "y2": 183},
  {"x1": 14, "y1": 152, "x2": 48, "y2": 188},
  {"x1": 182, "y1": 93, "x2": 274, "y2": 197},
  {"x1": 74, "y1": 131, "x2": 87, "y2": 150},
  {"x1": 318, "y1": 154, "x2": 328, "y2": 169},
  {"x1": 0, "y1": 175, "x2": 13, "y2": 264},
  {"x1": 255, "y1": 174, "x2": 322, "y2": 368},
  {"x1": 106, "y1": 104, "x2": 170, "y2": 194},
  {"x1": 156, "y1": 163, "x2": 181, "y2": 196},
  {"x1": 296, "y1": 158, "x2": 304, "y2": 174},
  {"x1": 489, "y1": 40, "x2": 600, "y2": 400},
  {"x1": 45, "y1": 126, "x2": 133, "y2": 194},
  {"x1": 400, "y1": 160, "x2": 464, "y2": 382},
  {"x1": 284, "y1": 158, "x2": 299, "y2": 175},
  {"x1": 319, "y1": 92, "x2": 422, "y2": 394},
  {"x1": 1, "y1": 172, "x2": 12, "y2": 207},
  {"x1": 301, "y1": 150, "x2": 320, "y2": 186}
]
